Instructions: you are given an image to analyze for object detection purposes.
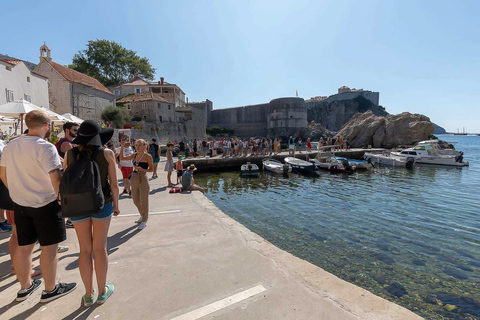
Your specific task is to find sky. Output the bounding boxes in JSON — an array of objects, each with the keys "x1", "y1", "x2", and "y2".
[{"x1": 2, "y1": 0, "x2": 479, "y2": 133}]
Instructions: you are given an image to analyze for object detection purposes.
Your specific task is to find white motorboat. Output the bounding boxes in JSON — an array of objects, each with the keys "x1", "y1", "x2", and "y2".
[
  {"x1": 335, "y1": 157, "x2": 372, "y2": 169},
  {"x1": 262, "y1": 159, "x2": 292, "y2": 174},
  {"x1": 284, "y1": 157, "x2": 316, "y2": 173},
  {"x1": 415, "y1": 140, "x2": 461, "y2": 156},
  {"x1": 364, "y1": 152, "x2": 416, "y2": 168},
  {"x1": 241, "y1": 162, "x2": 260, "y2": 176},
  {"x1": 391, "y1": 144, "x2": 469, "y2": 167}
]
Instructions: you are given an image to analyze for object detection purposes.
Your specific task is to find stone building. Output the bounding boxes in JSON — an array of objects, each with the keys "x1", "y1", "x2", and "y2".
[
  {"x1": 208, "y1": 97, "x2": 307, "y2": 138},
  {"x1": 109, "y1": 76, "x2": 186, "y2": 109},
  {"x1": 308, "y1": 86, "x2": 379, "y2": 106},
  {"x1": 34, "y1": 44, "x2": 114, "y2": 120},
  {"x1": 116, "y1": 93, "x2": 208, "y2": 143},
  {"x1": 0, "y1": 57, "x2": 49, "y2": 107}
]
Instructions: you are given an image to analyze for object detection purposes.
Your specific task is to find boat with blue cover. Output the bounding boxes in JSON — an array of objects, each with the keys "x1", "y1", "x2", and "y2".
[
  {"x1": 241, "y1": 162, "x2": 260, "y2": 176},
  {"x1": 284, "y1": 157, "x2": 316, "y2": 173}
]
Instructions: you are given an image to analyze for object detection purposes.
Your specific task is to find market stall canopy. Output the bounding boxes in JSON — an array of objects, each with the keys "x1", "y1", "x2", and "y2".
[
  {"x1": 61, "y1": 113, "x2": 84, "y2": 123},
  {"x1": 0, "y1": 99, "x2": 69, "y2": 131}
]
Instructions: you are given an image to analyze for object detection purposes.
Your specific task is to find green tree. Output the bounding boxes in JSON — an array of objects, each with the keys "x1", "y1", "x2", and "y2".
[
  {"x1": 101, "y1": 105, "x2": 130, "y2": 128},
  {"x1": 70, "y1": 39, "x2": 156, "y2": 86}
]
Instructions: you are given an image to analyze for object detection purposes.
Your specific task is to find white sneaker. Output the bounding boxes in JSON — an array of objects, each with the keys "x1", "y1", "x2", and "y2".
[
  {"x1": 137, "y1": 222, "x2": 147, "y2": 230},
  {"x1": 57, "y1": 245, "x2": 69, "y2": 253},
  {"x1": 135, "y1": 219, "x2": 142, "y2": 224}
]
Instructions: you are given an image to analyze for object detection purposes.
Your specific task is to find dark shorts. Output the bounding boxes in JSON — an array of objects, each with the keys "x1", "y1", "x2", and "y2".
[
  {"x1": 153, "y1": 157, "x2": 160, "y2": 163},
  {"x1": 14, "y1": 200, "x2": 66, "y2": 246},
  {"x1": 177, "y1": 170, "x2": 184, "y2": 179}
]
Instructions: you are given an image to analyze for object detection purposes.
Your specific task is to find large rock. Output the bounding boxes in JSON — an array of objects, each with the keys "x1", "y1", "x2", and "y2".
[{"x1": 336, "y1": 111, "x2": 434, "y2": 148}]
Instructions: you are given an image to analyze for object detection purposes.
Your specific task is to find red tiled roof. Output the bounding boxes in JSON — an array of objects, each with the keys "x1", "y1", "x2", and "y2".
[
  {"x1": 49, "y1": 61, "x2": 113, "y2": 95},
  {"x1": 3, "y1": 59, "x2": 22, "y2": 65},
  {"x1": 0, "y1": 58, "x2": 16, "y2": 65},
  {"x1": 116, "y1": 92, "x2": 173, "y2": 104},
  {"x1": 122, "y1": 78, "x2": 150, "y2": 86}
]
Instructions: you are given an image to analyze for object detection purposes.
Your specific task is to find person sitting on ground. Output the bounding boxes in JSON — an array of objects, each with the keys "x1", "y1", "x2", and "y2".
[{"x1": 181, "y1": 164, "x2": 205, "y2": 193}]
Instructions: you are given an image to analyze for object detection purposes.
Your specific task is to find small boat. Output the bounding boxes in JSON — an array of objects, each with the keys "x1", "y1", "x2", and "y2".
[
  {"x1": 313, "y1": 154, "x2": 356, "y2": 173},
  {"x1": 335, "y1": 157, "x2": 372, "y2": 169},
  {"x1": 364, "y1": 152, "x2": 415, "y2": 168},
  {"x1": 390, "y1": 144, "x2": 469, "y2": 167},
  {"x1": 284, "y1": 157, "x2": 316, "y2": 173},
  {"x1": 241, "y1": 162, "x2": 260, "y2": 176},
  {"x1": 262, "y1": 159, "x2": 292, "y2": 174}
]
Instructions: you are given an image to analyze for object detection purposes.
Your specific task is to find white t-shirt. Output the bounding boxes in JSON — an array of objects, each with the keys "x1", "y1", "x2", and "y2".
[
  {"x1": 0, "y1": 135, "x2": 62, "y2": 208},
  {"x1": 116, "y1": 146, "x2": 134, "y2": 167}
]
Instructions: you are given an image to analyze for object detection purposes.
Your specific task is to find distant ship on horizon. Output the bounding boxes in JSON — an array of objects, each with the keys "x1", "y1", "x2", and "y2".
[{"x1": 454, "y1": 127, "x2": 468, "y2": 135}]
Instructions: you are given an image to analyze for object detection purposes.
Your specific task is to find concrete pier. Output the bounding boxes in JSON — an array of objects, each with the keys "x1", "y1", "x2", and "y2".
[
  {"x1": 181, "y1": 148, "x2": 385, "y2": 172},
  {"x1": 0, "y1": 164, "x2": 419, "y2": 320}
]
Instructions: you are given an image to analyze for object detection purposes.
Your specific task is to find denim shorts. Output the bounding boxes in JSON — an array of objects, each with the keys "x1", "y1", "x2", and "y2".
[{"x1": 70, "y1": 202, "x2": 113, "y2": 224}]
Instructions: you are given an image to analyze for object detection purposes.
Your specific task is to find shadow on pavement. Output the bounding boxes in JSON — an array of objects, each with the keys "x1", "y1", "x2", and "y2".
[{"x1": 107, "y1": 225, "x2": 139, "y2": 254}]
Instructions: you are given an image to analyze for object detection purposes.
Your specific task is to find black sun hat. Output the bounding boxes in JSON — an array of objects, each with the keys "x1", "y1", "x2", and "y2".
[{"x1": 71, "y1": 120, "x2": 114, "y2": 146}]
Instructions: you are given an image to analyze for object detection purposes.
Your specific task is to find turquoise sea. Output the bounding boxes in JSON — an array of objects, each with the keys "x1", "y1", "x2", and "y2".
[{"x1": 194, "y1": 135, "x2": 480, "y2": 319}]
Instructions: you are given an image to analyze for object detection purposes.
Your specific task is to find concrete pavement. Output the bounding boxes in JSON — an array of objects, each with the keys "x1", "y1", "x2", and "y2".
[{"x1": 0, "y1": 164, "x2": 421, "y2": 319}]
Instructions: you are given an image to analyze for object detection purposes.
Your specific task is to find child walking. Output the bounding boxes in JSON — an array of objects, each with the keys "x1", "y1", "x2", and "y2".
[{"x1": 176, "y1": 155, "x2": 184, "y2": 184}]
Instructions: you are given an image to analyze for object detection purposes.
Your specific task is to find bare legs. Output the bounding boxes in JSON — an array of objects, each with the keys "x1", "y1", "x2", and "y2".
[{"x1": 74, "y1": 218, "x2": 111, "y2": 297}]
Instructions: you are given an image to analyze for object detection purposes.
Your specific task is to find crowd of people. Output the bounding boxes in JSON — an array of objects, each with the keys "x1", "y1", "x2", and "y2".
[
  {"x1": 0, "y1": 110, "x2": 351, "y2": 309},
  {"x1": 168, "y1": 135, "x2": 351, "y2": 159}
]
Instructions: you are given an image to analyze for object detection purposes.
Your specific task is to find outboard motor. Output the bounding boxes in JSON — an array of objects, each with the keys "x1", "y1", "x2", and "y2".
[
  {"x1": 455, "y1": 152, "x2": 464, "y2": 163},
  {"x1": 406, "y1": 157, "x2": 415, "y2": 169},
  {"x1": 248, "y1": 164, "x2": 253, "y2": 170},
  {"x1": 341, "y1": 159, "x2": 352, "y2": 171},
  {"x1": 283, "y1": 164, "x2": 290, "y2": 175}
]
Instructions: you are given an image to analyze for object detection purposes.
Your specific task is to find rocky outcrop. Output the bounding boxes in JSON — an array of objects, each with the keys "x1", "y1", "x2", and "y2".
[
  {"x1": 433, "y1": 123, "x2": 447, "y2": 134},
  {"x1": 306, "y1": 97, "x2": 388, "y2": 132},
  {"x1": 336, "y1": 111, "x2": 434, "y2": 148}
]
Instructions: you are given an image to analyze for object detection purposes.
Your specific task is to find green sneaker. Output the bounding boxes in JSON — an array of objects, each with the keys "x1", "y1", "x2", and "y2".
[
  {"x1": 97, "y1": 284, "x2": 114, "y2": 305},
  {"x1": 83, "y1": 289, "x2": 96, "y2": 307}
]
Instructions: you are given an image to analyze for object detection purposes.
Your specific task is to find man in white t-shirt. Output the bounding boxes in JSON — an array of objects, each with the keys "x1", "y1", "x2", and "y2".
[
  {"x1": 0, "y1": 110, "x2": 76, "y2": 302},
  {"x1": 116, "y1": 139, "x2": 134, "y2": 195}
]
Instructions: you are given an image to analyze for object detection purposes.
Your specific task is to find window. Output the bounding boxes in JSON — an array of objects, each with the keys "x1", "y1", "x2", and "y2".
[
  {"x1": 159, "y1": 116, "x2": 163, "y2": 122},
  {"x1": 24, "y1": 94, "x2": 32, "y2": 102},
  {"x1": 135, "y1": 88, "x2": 141, "y2": 94},
  {"x1": 142, "y1": 102, "x2": 146, "y2": 109},
  {"x1": 27, "y1": 76, "x2": 31, "y2": 82},
  {"x1": 164, "y1": 90, "x2": 169, "y2": 93},
  {"x1": 157, "y1": 103, "x2": 161, "y2": 109},
  {"x1": 168, "y1": 105, "x2": 171, "y2": 110},
  {"x1": 6, "y1": 90, "x2": 14, "y2": 102},
  {"x1": 6, "y1": 66, "x2": 12, "y2": 71},
  {"x1": 114, "y1": 90, "x2": 120, "y2": 96},
  {"x1": 127, "y1": 104, "x2": 131, "y2": 110}
]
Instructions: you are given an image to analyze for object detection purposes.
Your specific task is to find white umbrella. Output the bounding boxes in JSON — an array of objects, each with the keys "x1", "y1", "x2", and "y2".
[
  {"x1": 0, "y1": 99, "x2": 68, "y2": 132},
  {"x1": 61, "y1": 113, "x2": 84, "y2": 123}
]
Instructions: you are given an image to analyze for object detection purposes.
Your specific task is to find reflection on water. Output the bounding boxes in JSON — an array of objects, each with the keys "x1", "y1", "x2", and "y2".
[{"x1": 195, "y1": 136, "x2": 480, "y2": 319}]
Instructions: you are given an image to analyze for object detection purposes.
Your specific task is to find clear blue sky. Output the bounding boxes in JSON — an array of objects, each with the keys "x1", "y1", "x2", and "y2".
[{"x1": 2, "y1": 0, "x2": 479, "y2": 132}]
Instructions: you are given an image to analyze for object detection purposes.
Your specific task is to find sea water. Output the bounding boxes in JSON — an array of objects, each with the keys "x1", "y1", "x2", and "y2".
[{"x1": 194, "y1": 135, "x2": 480, "y2": 319}]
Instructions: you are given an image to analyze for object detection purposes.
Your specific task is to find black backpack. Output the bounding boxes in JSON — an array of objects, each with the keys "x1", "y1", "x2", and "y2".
[{"x1": 59, "y1": 147, "x2": 105, "y2": 217}]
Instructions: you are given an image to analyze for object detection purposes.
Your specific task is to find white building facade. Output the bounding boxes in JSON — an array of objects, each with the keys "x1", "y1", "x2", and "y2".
[{"x1": 0, "y1": 58, "x2": 49, "y2": 107}]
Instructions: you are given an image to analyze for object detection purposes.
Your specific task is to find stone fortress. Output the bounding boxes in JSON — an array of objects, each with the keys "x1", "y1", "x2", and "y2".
[{"x1": 208, "y1": 86, "x2": 379, "y2": 138}]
